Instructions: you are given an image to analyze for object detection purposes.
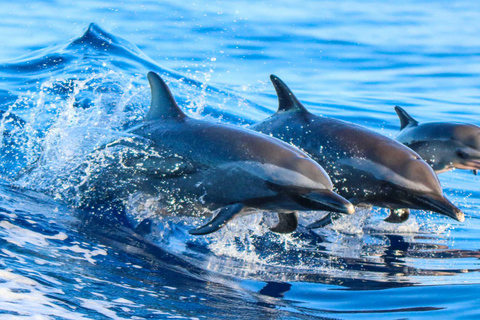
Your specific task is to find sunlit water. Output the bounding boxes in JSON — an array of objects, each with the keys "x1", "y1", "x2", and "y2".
[{"x1": 1, "y1": 1, "x2": 480, "y2": 319}]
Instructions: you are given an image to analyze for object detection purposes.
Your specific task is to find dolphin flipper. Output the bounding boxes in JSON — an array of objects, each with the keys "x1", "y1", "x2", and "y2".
[
  {"x1": 270, "y1": 212, "x2": 298, "y2": 233},
  {"x1": 384, "y1": 208, "x2": 410, "y2": 223},
  {"x1": 306, "y1": 212, "x2": 340, "y2": 229},
  {"x1": 189, "y1": 203, "x2": 245, "y2": 235},
  {"x1": 394, "y1": 106, "x2": 419, "y2": 130}
]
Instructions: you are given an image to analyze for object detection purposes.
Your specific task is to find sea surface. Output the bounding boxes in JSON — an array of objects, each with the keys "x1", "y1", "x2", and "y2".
[{"x1": 1, "y1": 1, "x2": 480, "y2": 319}]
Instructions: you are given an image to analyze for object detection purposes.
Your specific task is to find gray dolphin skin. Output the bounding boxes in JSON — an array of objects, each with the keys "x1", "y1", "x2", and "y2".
[
  {"x1": 83, "y1": 71, "x2": 355, "y2": 235},
  {"x1": 395, "y1": 106, "x2": 480, "y2": 175},
  {"x1": 252, "y1": 75, "x2": 465, "y2": 227}
]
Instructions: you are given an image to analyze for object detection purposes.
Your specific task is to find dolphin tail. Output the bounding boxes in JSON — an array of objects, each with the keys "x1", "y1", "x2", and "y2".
[
  {"x1": 384, "y1": 208, "x2": 410, "y2": 223},
  {"x1": 306, "y1": 212, "x2": 341, "y2": 229},
  {"x1": 189, "y1": 203, "x2": 245, "y2": 235},
  {"x1": 270, "y1": 212, "x2": 298, "y2": 233},
  {"x1": 473, "y1": 169, "x2": 478, "y2": 175}
]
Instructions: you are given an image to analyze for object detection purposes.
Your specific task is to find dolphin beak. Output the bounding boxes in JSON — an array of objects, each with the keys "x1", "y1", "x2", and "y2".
[
  {"x1": 455, "y1": 159, "x2": 480, "y2": 173},
  {"x1": 414, "y1": 194, "x2": 465, "y2": 222},
  {"x1": 293, "y1": 190, "x2": 355, "y2": 215}
]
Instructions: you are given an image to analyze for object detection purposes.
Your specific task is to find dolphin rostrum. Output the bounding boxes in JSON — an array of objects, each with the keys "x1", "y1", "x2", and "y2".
[
  {"x1": 252, "y1": 75, "x2": 464, "y2": 227},
  {"x1": 78, "y1": 71, "x2": 354, "y2": 235},
  {"x1": 395, "y1": 106, "x2": 480, "y2": 175}
]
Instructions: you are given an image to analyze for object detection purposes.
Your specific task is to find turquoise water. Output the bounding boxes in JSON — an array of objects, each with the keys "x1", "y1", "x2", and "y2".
[{"x1": 1, "y1": 1, "x2": 480, "y2": 318}]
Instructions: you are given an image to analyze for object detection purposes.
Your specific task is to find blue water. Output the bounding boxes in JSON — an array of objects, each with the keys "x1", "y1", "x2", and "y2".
[{"x1": 1, "y1": 1, "x2": 480, "y2": 319}]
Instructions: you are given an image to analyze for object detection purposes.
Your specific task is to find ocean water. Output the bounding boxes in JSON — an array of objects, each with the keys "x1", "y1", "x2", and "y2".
[{"x1": 1, "y1": 1, "x2": 480, "y2": 319}]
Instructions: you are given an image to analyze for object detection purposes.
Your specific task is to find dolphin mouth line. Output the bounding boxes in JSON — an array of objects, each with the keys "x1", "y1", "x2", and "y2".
[
  {"x1": 455, "y1": 159, "x2": 480, "y2": 171},
  {"x1": 266, "y1": 182, "x2": 355, "y2": 215},
  {"x1": 412, "y1": 194, "x2": 464, "y2": 222},
  {"x1": 293, "y1": 191, "x2": 355, "y2": 215}
]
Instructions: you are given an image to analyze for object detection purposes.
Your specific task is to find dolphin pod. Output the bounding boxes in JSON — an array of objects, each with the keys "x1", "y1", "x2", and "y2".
[
  {"x1": 395, "y1": 106, "x2": 480, "y2": 175},
  {"x1": 14, "y1": 71, "x2": 470, "y2": 235},
  {"x1": 80, "y1": 71, "x2": 355, "y2": 235},
  {"x1": 252, "y1": 75, "x2": 464, "y2": 227}
]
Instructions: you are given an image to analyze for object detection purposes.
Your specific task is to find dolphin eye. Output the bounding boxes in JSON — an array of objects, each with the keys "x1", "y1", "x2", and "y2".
[{"x1": 456, "y1": 149, "x2": 469, "y2": 159}]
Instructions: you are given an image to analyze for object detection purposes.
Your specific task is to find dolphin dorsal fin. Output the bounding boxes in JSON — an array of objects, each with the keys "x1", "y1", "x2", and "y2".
[
  {"x1": 145, "y1": 72, "x2": 186, "y2": 121},
  {"x1": 395, "y1": 106, "x2": 418, "y2": 130},
  {"x1": 270, "y1": 75, "x2": 309, "y2": 114}
]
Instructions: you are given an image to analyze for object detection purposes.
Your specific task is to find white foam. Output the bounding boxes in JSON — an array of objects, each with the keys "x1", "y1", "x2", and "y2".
[
  {"x1": 59, "y1": 244, "x2": 107, "y2": 265},
  {"x1": 0, "y1": 221, "x2": 68, "y2": 248}
]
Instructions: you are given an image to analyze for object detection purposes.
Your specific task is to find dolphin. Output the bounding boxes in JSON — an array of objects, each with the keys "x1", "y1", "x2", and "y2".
[
  {"x1": 395, "y1": 106, "x2": 480, "y2": 175},
  {"x1": 78, "y1": 71, "x2": 354, "y2": 235},
  {"x1": 251, "y1": 75, "x2": 464, "y2": 227}
]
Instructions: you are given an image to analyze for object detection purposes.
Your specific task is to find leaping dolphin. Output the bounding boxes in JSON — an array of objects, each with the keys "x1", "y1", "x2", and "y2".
[
  {"x1": 395, "y1": 106, "x2": 480, "y2": 175},
  {"x1": 78, "y1": 71, "x2": 354, "y2": 235},
  {"x1": 252, "y1": 75, "x2": 464, "y2": 227}
]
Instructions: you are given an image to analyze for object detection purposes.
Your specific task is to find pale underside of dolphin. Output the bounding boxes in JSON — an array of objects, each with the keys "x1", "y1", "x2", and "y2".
[
  {"x1": 251, "y1": 75, "x2": 464, "y2": 227},
  {"x1": 79, "y1": 71, "x2": 354, "y2": 235},
  {"x1": 395, "y1": 106, "x2": 480, "y2": 175}
]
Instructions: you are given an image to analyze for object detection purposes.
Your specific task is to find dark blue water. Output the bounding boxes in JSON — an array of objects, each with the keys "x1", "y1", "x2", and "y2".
[{"x1": 1, "y1": 1, "x2": 480, "y2": 318}]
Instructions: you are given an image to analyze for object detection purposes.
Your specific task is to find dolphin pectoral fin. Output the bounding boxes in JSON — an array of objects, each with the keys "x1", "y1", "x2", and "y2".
[
  {"x1": 384, "y1": 208, "x2": 410, "y2": 223},
  {"x1": 189, "y1": 203, "x2": 245, "y2": 235},
  {"x1": 270, "y1": 212, "x2": 298, "y2": 234},
  {"x1": 306, "y1": 212, "x2": 340, "y2": 229},
  {"x1": 473, "y1": 169, "x2": 478, "y2": 175}
]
